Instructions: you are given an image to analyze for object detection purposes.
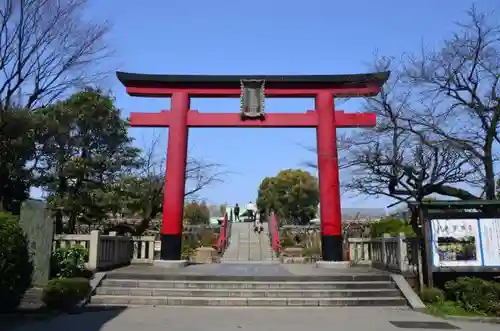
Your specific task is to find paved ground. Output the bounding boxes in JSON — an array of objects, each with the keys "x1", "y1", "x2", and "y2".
[
  {"x1": 7, "y1": 306, "x2": 499, "y2": 331},
  {"x1": 222, "y1": 222, "x2": 275, "y2": 262},
  {"x1": 106, "y1": 261, "x2": 388, "y2": 278}
]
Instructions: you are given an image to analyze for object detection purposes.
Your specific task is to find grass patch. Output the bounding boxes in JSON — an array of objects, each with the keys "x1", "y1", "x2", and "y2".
[{"x1": 426, "y1": 301, "x2": 491, "y2": 318}]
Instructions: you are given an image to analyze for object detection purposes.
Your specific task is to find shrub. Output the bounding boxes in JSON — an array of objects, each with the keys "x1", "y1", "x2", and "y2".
[
  {"x1": 42, "y1": 277, "x2": 90, "y2": 311},
  {"x1": 279, "y1": 233, "x2": 296, "y2": 248},
  {"x1": 420, "y1": 287, "x2": 445, "y2": 304},
  {"x1": 181, "y1": 233, "x2": 198, "y2": 260},
  {"x1": 370, "y1": 218, "x2": 415, "y2": 237},
  {"x1": 302, "y1": 242, "x2": 321, "y2": 258},
  {"x1": 0, "y1": 212, "x2": 33, "y2": 312},
  {"x1": 302, "y1": 231, "x2": 321, "y2": 258},
  {"x1": 51, "y1": 245, "x2": 89, "y2": 278},
  {"x1": 199, "y1": 229, "x2": 217, "y2": 247},
  {"x1": 445, "y1": 277, "x2": 500, "y2": 315},
  {"x1": 183, "y1": 201, "x2": 210, "y2": 225}
]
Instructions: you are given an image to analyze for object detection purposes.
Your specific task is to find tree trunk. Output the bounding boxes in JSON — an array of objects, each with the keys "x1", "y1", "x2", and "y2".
[
  {"x1": 55, "y1": 210, "x2": 63, "y2": 234},
  {"x1": 410, "y1": 208, "x2": 432, "y2": 287},
  {"x1": 133, "y1": 217, "x2": 152, "y2": 236},
  {"x1": 67, "y1": 213, "x2": 77, "y2": 234}
]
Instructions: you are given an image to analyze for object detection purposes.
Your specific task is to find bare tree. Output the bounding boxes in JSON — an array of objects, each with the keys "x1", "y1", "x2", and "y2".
[
  {"x1": 107, "y1": 135, "x2": 228, "y2": 235},
  {"x1": 306, "y1": 6, "x2": 499, "y2": 219},
  {"x1": 403, "y1": 6, "x2": 500, "y2": 200},
  {"x1": 339, "y1": 55, "x2": 476, "y2": 232},
  {"x1": 305, "y1": 54, "x2": 478, "y2": 231},
  {"x1": 303, "y1": 7, "x2": 498, "y2": 282},
  {"x1": 0, "y1": 0, "x2": 112, "y2": 110}
]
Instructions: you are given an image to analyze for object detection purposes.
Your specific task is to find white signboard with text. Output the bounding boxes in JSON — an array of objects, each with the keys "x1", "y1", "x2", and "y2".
[{"x1": 478, "y1": 219, "x2": 500, "y2": 266}]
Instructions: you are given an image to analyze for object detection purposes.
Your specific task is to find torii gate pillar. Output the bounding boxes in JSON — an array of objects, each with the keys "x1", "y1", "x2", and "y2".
[
  {"x1": 315, "y1": 91, "x2": 343, "y2": 260},
  {"x1": 117, "y1": 71, "x2": 390, "y2": 261}
]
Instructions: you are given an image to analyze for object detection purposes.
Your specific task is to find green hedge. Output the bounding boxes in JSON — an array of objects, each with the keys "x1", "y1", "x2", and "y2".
[
  {"x1": 420, "y1": 287, "x2": 445, "y2": 304},
  {"x1": 51, "y1": 245, "x2": 91, "y2": 278},
  {"x1": 42, "y1": 277, "x2": 90, "y2": 311},
  {"x1": 445, "y1": 277, "x2": 500, "y2": 316},
  {"x1": 370, "y1": 218, "x2": 415, "y2": 237},
  {"x1": 0, "y1": 212, "x2": 33, "y2": 312}
]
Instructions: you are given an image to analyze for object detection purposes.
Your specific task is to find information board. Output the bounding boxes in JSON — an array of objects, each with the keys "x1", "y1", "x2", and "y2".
[
  {"x1": 431, "y1": 219, "x2": 482, "y2": 267},
  {"x1": 430, "y1": 218, "x2": 500, "y2": 267},
  {"x1": 478, "y1": 218, "x2": 500, "y2": 266}
]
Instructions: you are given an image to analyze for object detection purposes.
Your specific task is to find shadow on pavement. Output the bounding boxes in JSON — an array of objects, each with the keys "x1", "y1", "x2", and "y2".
[{"x1": 1, "y1": 306, "x2": 128, "y2": 331}]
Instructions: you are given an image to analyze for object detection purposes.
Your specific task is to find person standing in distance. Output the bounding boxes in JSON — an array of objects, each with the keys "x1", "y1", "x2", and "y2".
[{"x1": 234, "y1": 203, "x2": 240, "y2": 222}]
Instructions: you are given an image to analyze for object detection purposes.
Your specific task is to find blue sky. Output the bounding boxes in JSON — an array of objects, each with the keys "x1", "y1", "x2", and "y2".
[{"x1": 35, "y1": 0, "x2": 496, "y2": 208}]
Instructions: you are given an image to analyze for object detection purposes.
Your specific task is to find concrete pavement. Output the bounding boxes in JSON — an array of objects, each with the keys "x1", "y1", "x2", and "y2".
[{"x1": 7, "y1": 306, "x2": 499, "y2": 331}]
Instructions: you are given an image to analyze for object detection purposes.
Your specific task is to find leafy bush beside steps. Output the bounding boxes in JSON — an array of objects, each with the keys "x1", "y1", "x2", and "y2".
[
  {"x1": 420, "y1": 287, "x2": 445, "y2": 304},
  {"x1": 445, "y1": 277, "x2": 500, "y2": 316},
  {"x1": 42, "y1": 277, "x2": 90, "y2": 311},
  {"x1": 0, "y1": 212, "x2": 33, "y2": 313},
  {"x1": 421, "y1": 277, "x2": 500, "y2": 317},
  {"x1": 51, "y1": 245, "x2": 93, "y2": 279}
]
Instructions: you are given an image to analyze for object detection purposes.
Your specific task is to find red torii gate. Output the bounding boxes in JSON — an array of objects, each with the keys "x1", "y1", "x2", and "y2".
[{"x1": 117, "y1": 71, "x2": 389, "y2": 261}]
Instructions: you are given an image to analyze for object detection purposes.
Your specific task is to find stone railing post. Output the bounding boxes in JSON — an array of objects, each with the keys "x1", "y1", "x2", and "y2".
[
  {"x1": 348, "y1": 241, "x2": 355, "y2": 262},
  {"x1": 154, "y1": 240, "x2": 161, "y2": 259},
  {"x1": 140, "y1": 239, "x2": 147, "y2": 259},
  {"x1": 381, "y1": 233, "x2": 390, "y2": 267},
  {"x1": 364, "y1": 240, "x2": 371, "y2": 262},
  {"x1": 397, "y1": 232, "x2": 409, "y2": 272},
  {"x1": 346, "y1": 238, "x2": 371, "y2": 264},
  {"x1": 148, "y1": 238, "x2": 155, "y2": 262},
  {"x1": 131, "y1": 237, "x2": 155, "y2": 263},
  {"x1": 88, "y1": 230, "x2": 100, "y2": 270}
]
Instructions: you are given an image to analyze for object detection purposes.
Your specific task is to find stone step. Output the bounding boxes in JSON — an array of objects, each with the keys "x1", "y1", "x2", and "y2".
[
  {"x1": 105, "y1": 273, "x2": 392, "y2": 282},
  {"x1": 96, "y1": 287, "x2": 401, "y2": 298},
  {"x1": 90, "y1": 295, "x2": 407, "y2": 307},
  {"x1": 18, "y1": 288, "x2": 44, "y2": 309},
  {"x1": 220, "y1": 259, "x2": 278, "y2": 263},
  {"x1": 101, "y1": 279, "x2": 397, "y2": 290}
]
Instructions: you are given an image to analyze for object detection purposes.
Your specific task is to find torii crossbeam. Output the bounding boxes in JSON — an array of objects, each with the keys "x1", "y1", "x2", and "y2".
[{"x1": 117, "y1": 71, "x2": 389, "y2": 262}]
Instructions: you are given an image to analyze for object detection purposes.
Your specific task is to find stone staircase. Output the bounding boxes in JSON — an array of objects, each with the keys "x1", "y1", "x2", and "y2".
[
  {"x1": 90, "y1": 273, "x2": 407, "y2": 307},
  {"x1": 222, "y1": 222, "x2": 276, "y2": 262},
  {"x1": 89, "y1": 218, "x2": 408, "y2": 308}
]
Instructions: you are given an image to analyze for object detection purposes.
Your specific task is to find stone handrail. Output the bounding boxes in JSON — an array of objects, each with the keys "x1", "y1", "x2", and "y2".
[
  {"x1": 54, "y1": 229, "x2": 420, "y2": 273},
  {"x1": 54, "y1": 231, "x2": 136, "y2": 270},
  {"x1": 347, "y1": 234, "x2": 420, "y2": 274},
  {"x1": 53, "y1": 234, "x2": 90, "y2": 250},
  {"x1": 131, "y1": 236, "x2": 156, "y2": 263},
  {"x1": 216, "y1": 212, "x2": 229, "y2": 252},
  {"x1": 96, "y1": 232, "x2": 134, "y2": 270},
  {"x1": 272, "y1": 223, "x2": 420, "y2": 273},
  {"x1": 269, "y1": 214, "x2": 280, "y2": 253}
]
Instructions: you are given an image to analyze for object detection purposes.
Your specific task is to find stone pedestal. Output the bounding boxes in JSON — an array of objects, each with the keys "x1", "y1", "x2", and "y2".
[
  {"x1": 19, "y1": 200, "x2": 53, "y2": 286},
  {"x1": 279, "y1": 247, "x2": 305, "y2": 264},
  {"x1": 194, "y1": 247, "x2": 217, "y2": 263},
  {"x1": 281, "y1": 247, "x2": 303, "y2": 257}
]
